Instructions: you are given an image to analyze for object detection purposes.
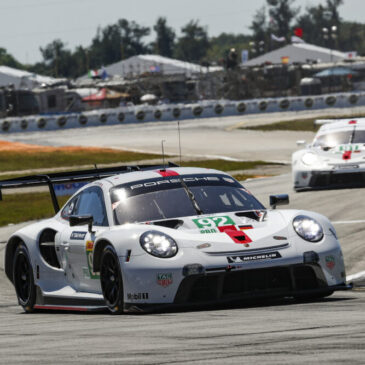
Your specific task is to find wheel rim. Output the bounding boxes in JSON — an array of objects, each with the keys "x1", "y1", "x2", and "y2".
[
  {"x1": 101, "y1": 252, "x2": 121, "y2": 306},
  {"x1": 15, "y1": 254, "x2": 31, "y2": 302}
]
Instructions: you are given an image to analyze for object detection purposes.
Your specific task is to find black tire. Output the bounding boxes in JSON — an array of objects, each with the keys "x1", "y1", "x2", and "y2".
[
  {"x1": 13, "y1": 244, "x2": 36, "y2": 313},
  {"x1": 100, "y1": 245, "x2": 124, "y2": 314}
]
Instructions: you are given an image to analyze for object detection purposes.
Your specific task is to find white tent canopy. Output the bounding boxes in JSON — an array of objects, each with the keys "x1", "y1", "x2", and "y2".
[
  {"x1": 0, "y1": 66, "x2": 60, "y2": 89},
  {"x1": 79, "y1": 54, "x2": 222, "y2": 80},
  {"x1": 245, "y1": 43, "x2": 351, "y2": 66}
]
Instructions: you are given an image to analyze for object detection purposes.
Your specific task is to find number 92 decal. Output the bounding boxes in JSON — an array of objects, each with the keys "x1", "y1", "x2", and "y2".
[{"x1": 192, "y1": 216, "x2": 235, "y2": 228}]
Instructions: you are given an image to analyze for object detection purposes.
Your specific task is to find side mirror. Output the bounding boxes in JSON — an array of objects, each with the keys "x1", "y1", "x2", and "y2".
[
  {"x1": 270, "y1": 194, "x2": 289, "y2": 209},
  {"x1": 69, "y1": 215, "x2": 93, "y2": 233},
  {"x1": 296, "y1": 140, "x2": 306, "y2": 146}
]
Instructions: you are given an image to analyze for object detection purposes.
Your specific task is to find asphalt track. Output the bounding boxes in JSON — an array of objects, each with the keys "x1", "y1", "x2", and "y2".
[{"x1": 1, "y1": 110, "x2": 365, "y2": 364}]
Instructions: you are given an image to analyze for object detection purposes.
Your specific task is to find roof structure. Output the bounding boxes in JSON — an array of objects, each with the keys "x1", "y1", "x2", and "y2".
[
  {"x1": 0, "y1": 66, "x2": 59, "y2": 89},
  {"x1": 244, "y1": 43, "x2": 350, "y2": 66},
  {"x1": 80, "y1": 54, "x2": 222, "y2": 80}
]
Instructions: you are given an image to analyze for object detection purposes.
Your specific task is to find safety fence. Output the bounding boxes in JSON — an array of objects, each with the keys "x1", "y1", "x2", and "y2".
[{"x1": 1, "y1": 91, "x2": 365, "y2": 133}]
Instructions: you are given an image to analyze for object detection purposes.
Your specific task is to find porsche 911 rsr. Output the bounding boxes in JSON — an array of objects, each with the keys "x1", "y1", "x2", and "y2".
[
  {"x1": 293, "y1": 118, "x2": 365, "y2": 191},
  {"x1": 2, "y1": 164, "x2": 349, "y2": 313}
]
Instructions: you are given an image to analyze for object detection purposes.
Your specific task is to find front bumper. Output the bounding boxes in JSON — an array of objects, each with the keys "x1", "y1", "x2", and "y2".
[
  {"x1": 123, "y1": 262, "x2": 350, "y2": 312},
  {"x1": 294, "y1": 169, "x2": 365, "y2": 191}
]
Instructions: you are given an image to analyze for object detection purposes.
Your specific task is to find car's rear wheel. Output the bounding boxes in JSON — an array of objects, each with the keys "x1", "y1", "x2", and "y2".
[
  {"x1": 13, "y1": 244, "x2": 36, "y2": 312},
  {"x1": 100, "y1": 245, "x2": 124, "y2": 314}
]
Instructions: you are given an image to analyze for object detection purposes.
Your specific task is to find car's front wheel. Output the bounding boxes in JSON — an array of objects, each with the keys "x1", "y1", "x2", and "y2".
[
  {"x1": 13, "y1": 244, "x2": 36, "y2": 312},
  {"x1": 100, "y1": 245, "x2": 124, "y2": 314}
]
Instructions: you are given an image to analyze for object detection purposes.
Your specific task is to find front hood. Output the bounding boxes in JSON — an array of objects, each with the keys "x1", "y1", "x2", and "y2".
[
  {"x1": 310, "y1": 143, "x2": 365, "y2": 165},
  {"x1": 153, "y1": 211, "x2": 291, "y2": 253}
]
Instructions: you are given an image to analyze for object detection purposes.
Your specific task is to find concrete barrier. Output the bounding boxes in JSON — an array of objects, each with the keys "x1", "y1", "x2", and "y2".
[{"x1": 2, "y1": 91, "x2": 365, "y2": 133}]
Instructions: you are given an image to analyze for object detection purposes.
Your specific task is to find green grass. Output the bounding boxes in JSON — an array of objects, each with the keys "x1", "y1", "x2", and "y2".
[
  {"x1": 242, "y1": 114, "x2": 365, "y2": 132},
  {"x1": 0, "y1": 149, "x2": 162, "y2": 172},
  {"x1": 0, "y1": 193, "x2": 70, "y2": 226},
  {"x1": 180, "y1": 159, "x2": 280, "y2": 171}
]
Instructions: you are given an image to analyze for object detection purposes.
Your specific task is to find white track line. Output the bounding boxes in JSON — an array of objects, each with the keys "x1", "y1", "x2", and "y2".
[{"x1": 332, "y1": 220, "x2": 365, "y2": 224}]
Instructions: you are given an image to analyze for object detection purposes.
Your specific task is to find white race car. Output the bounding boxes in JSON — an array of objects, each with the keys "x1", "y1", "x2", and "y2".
[
  {"x1": 2, "y1": 164, "x2": 349, "y2": 314},
  {"x1": 293, "y1": 118, "x2": 365, "y2": 191}
]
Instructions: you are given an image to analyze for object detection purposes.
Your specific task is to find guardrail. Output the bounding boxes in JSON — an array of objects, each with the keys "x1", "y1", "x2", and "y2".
[{"x1": 1, "y1": 91, "x2": 365, "y2": 133}]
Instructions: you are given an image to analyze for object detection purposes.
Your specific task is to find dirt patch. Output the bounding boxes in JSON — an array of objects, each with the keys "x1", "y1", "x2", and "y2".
[{"x1": 0, "y1": 140, "x2": 118, "y2": 153}]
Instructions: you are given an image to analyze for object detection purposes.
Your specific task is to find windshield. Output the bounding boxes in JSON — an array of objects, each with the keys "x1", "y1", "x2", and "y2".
[
  {"x1": 110, "y1": 174, "x2": 264, "y2": 225},
  {"x1": 313, "y1": 129, "x2": 365, "y2": 148}
]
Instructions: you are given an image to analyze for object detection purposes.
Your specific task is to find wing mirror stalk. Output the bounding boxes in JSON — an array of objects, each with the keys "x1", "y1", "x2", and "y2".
[
  {"x1": 69, "y1": 215, "x2": 94, "y2": 233},
  {"x1": 270, "y1": 194, "x2": 289, "y2": 209}
]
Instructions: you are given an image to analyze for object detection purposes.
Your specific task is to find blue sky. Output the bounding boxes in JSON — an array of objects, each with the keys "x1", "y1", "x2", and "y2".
[{"x1": 0, "y1": 0, "x2": 362, "y2": 64}]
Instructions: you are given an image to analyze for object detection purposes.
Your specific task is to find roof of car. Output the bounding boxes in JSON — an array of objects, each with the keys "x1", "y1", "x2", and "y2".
[
  {"x1": 104, "y1": 166, "x2": 229, "y2": 187},
  {"x1": 318, "y1": 118, "x2": 365, "y2": 134}
]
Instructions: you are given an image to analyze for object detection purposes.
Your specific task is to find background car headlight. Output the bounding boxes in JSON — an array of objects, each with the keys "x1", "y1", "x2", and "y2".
[
  {"x1": 293, "y1": 215, "x2": 324, "y2": 242},
  {"x1": 301, "y1": 152, "x2": 318, "y2": 165},
  {"x1": 140, "y1": 231, "x2": 178, "y2": 258}
]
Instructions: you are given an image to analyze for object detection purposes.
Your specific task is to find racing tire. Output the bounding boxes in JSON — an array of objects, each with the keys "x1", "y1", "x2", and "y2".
[
  {"x1": 13, "y1": 244, "x2": 36, "y2": 313},
  {"x1": 100, "y1": 245, "x2": 124, "y2": 314}
]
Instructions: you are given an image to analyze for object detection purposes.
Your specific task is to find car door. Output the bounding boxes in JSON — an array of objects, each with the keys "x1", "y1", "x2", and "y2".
[{"x1": 58, "y1": 186, "x2": 109, "y2": 293}]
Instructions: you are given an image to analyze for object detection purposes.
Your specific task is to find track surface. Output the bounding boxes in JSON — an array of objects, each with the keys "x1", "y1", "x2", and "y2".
[{"x1": 1, "y1": 111, "x2": 365, "y2": 364}]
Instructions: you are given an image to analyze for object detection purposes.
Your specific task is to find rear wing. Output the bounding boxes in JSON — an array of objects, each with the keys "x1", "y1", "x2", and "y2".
[{"x1": 0, "y1": 162, "x2": 179, "y2": 214}]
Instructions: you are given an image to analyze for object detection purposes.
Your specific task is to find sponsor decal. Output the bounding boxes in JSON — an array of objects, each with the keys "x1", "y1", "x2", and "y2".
[
  {"x1": 85, "y1": 240, "x2": 99, "y2": 279},
  {"x1": 238, "y1": 225, "x2": 253, "y2": 230},
  {"x1": 157, "y1": 273, "x2": 173, "y2": 288},
  {"x1": 200, "y1": 228, "x2": 218, "y2": 234},
  {"x1": 193, "y1": 216, "x2": 235, "y2": 228},
  {"x1": 130, "y1": 176, "x2": 221, "y2": 190},
  {"x1": 70, "y1": 231, "x2": 87, "y2": 240},
  {"x1": 227, "y1": 251, "x2": 281, "y2": 263},
  {"x1": 325, "y1": 255, "x2": 335, "y2": 270},
  {"x1": 127, "y1": 293, "x2": 149, "y2": 300}
]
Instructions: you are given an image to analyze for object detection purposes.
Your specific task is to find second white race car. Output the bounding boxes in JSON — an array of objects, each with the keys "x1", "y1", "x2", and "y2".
[
  {"x1": 2, "y1": 164, "x2": 349, "y2": 314},
  {"x1": 292, "y1": 118, "x2": 365, "y2": 191}
]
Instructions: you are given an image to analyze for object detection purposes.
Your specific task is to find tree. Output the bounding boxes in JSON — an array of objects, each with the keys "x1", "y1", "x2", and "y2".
[
  {"x1": 152, "y1": 17, "x2": 175, "y2": 57},
  {"x1": 39, "y1": 39, "x2": 74, "y2": 77},
  {"x1": 0, "y1": 48, "x2": 23, "y2": 68},
  {"x1": 174, "y1": 20, "x2": 209, "y2": 63},
  {"x1": 250, "y1": 6, "x2": 270, "y2": 54},
  {"x1": 267, "y1": 0, "x2": 299, "y2": 39},
  {"x1": 89, "y1": 19, "x2": 150, "y2": 69}
]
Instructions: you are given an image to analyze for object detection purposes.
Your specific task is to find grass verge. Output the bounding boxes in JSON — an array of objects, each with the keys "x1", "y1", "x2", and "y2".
[
  {"x1": 0, "y1": 193, "x2": 69, "y2": 226},
  {"x1": 0, "y1": 149, "x2": 162, "y2": 172},
  {"x1": 241, "y1": 114, "x2": 365, "y2": 132},
  {"x1": 180, "y1": 159, "x2": 280, "y2": 171}
]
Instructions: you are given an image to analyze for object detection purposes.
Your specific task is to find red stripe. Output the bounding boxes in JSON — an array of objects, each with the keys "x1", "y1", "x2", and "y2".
[
  {"x1": 218, "y1": 225, "x2": 252, "y2": 244},
  {"x1": 155, "y1": 169, "x2": 179, "y2": 177},
  {"x1": 348, "y1": 120, "x2": 357, "y2": 124},
  {"x1": 34, "y1": 305, "x2": 90, "y2": 312},
  {"x1": 342, "y1": 150, "x2": 352, "y2": 160}
]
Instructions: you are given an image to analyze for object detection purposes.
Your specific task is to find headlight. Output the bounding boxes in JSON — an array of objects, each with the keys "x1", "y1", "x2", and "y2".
[
  {"x1": 301, "y1": 152, "x2": 318, "y2": 165},
  {"x1": 293, "y1": 215, "x2": 324, "y2": 242},
  {"x1": 140, "y1": 231, "x2": 178, "y2": 258}
]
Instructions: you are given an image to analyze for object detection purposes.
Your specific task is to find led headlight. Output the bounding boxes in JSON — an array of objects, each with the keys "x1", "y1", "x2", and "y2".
[
  {"x1": 140, "y1": 231, "x2": 178, "y2": 258},
  {"x1": 301, "y1": 152, "x2": 318, "y2": 166},
  {"x1": 293, "y1": 215, "x2": 324, "y2": 242}
]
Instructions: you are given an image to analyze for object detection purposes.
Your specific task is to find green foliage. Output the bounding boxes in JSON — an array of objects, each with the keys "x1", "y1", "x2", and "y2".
[
  {"x1": 174, "y1": 20, "x2": 209, "y2": 63},
  {"x1": 152, "y1": 17, "x2": 175, "y2": 58},
  {"x1": 0, "y1": 48, "x2": 22, "y2": 68}
]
